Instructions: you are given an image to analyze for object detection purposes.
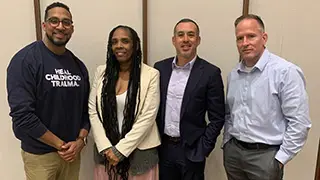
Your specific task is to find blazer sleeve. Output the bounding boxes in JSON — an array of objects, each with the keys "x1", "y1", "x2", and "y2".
[
  {"x1": 201, "y1": 67, "x2": 225, "y2": 156},
  {"x1": 115, "y1": 70, "x2": 160, "y2": 157},
  {"x1": 88, "y1": 65, "x2": 112, "y2": 153}
]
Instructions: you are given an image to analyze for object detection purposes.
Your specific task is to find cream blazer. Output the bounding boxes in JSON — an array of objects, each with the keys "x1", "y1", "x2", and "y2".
[{"x1": 89, "y1": 63, "x2": 161, "y2": 157}]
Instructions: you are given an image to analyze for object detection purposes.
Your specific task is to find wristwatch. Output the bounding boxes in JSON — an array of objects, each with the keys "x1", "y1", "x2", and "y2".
[{"x1": 77, "y1": 136, "x2": 87, "y2": 146}]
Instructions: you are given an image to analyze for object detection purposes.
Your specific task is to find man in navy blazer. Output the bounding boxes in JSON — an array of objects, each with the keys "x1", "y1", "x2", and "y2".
[{"x1": 154, "y1": 18, "x2": 225, "y2": 180}]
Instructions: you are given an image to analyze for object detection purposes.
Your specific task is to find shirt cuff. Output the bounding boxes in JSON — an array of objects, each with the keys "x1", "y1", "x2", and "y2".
[
  {"x1": 222, "y1": 133, "x2": 232, "y2": 149},
  {"x1": 275, "y1": 149, "x2": 292, "y2": 165},
  {"x1": 81, "y1": 118, "x2": 91, "y2": 131},
  {"x1": 111, "y1": 146, "x2": 125, "y2": 162},
  {"x1": 99, "y1": 147, "x2": 110, "y2": 155},
  {"x1": 30, "y1": 122, "x2": 48, "y2": 139}
]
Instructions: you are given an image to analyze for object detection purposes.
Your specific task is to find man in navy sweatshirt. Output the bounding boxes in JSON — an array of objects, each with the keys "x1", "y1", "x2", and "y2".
[{"x1": 6, "y1": 2, "x2": 90, "y2": 180}]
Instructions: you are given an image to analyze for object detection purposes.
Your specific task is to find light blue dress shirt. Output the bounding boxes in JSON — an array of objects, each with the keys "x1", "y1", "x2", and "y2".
[
  {"x1": 223, "y1": 49, "x2": 311, "y2": 164},
  {"x1": 164, "y1": 56, "x2": 196, "y2": 137}
]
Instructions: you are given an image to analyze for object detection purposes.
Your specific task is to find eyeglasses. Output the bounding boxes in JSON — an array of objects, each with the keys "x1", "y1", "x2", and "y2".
[{"x1": 46, "y1": 17, "x2": 73, "y2": 28}]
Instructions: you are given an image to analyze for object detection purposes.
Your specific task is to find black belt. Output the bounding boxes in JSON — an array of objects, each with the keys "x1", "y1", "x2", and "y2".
[
  {"x1": 163, "y1": 134, "x2": 181, "y2": 143},
  {"x1": 233, "y1": 138, "x2": 280, "y2": 150}
]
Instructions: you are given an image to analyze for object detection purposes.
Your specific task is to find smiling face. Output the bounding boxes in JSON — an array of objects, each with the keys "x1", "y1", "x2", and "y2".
[
  {"x1": 235, "y1": 18, "x2": 268, "y2": 65},
  {"x1": 111, "y1": 28, "x2": 134, "y2": 64},
  {"x1": 172, "y1": 22, "x2": 201, "y2": 62},
  {"x1": 42, "y1": 7, "x2": 74, "y2": 47}
]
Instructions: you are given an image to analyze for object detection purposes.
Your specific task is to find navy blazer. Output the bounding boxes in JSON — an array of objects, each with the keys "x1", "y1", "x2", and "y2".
[{"x1": 154, "y1": 56, "x2": 225, "y2": 162}]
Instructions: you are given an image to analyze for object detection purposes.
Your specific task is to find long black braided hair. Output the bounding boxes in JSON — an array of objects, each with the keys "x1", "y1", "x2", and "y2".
[{"x1": 100, "y1": 25, "x2": 141, "y2": 180}]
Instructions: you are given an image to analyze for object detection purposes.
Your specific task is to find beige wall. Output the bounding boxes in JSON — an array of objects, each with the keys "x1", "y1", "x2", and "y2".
[
  {"x1": 1, "y1": 0, "x2": 319, "y2": 180},
  {"x1": 250, "y1": 1, "x2": 320, "y2": 179},
  {"x1": 0, "y1": 1, "x2": 35, "y2": 179},
  {"x1": 149, "y1": 0, "x2": 319, "y2": 180}
]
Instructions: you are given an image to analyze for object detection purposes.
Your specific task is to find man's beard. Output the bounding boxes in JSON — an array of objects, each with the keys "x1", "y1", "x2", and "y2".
[{"x1": 46, "y1": 33, "x2": 70, "y2": 47}]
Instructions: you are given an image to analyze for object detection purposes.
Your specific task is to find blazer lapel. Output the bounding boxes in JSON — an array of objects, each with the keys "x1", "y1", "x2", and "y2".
[
  {"x1": 160, "y1": 59, "x2": 173, "y2": 122},
  {"x1": 180, "y1": 58, "x2": 203, "y2": 119},
  {"x1": 96, "y1": 74, "x2": 104, "y2": 119},
  {"x1": 136, "y1": 64, "x2": 148, "y2": 115}
]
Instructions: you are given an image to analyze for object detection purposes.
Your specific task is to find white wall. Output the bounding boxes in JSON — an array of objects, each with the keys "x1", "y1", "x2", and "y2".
[
  {"x1": 250, "y1": 1, "x2": 320, "y2": 179},
  {"x1": 148, "y1": 0, "x2": 320, "y2": 180},
  {"x1": 0, "y1": 1, "x2": 35, "y2": 179},
  {"x1": 1, "y1": 0, "x2": 319, "y2": 180}
]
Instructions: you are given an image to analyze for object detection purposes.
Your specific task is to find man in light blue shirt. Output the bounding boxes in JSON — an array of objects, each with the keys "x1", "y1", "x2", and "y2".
[{"x1": 223, "y1": 14, "x2": 311, "y2": 180}]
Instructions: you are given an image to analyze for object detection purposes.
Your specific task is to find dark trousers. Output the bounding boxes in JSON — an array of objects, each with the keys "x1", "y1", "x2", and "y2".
[
  {"x1": 159, "y1": 137, "x2": 205, "y2": 180},
  {"x1": 223, "y1": 138, "x2": 284, "y2": 180}
]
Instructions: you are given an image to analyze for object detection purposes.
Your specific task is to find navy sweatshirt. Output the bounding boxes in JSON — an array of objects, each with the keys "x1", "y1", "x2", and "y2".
[{"x1": 7, "y1": 41, "x2": 90, "y2": 154}]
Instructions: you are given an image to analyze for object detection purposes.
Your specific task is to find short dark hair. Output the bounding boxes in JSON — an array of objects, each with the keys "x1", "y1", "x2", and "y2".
[
  {"x1": 234, "y1": 14, "x2": 265, "y2": 32},
  {"x1": 174, "y1": 18, "x2": 200, "y2": 35},
  {"x1": 44, "y1": 2, "x2": 72, "y2": 20}
]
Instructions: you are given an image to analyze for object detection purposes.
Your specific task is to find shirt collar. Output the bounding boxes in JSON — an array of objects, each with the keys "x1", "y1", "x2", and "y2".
[
  {"x1": 237, "y1": 49, "x2": 270, "y2": 73},
  {"x1": 172, "y1": 55, "x2": 197, "y2": 70}
]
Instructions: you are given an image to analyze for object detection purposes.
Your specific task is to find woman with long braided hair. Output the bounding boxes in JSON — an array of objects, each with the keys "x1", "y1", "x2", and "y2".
[{"x1": 89, "y1": 25, "x2": 160, "y2": 180}]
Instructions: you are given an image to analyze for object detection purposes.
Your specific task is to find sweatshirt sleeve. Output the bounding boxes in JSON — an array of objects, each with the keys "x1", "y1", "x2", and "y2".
[
  {"x1": 80, "y1": 64, "x2": 91, "y2": 131},
  {"x1": 7, "y1": 49, "x2": 48, "y2": 139}
]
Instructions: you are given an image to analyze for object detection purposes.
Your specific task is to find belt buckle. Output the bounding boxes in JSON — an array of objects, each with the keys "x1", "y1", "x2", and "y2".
[
  {"x1": 170, "y1": 136, "x2": 180, "y2": 143},
  {"x1": 165, "y1": 135, "x2": 180, "y2": 143}
]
